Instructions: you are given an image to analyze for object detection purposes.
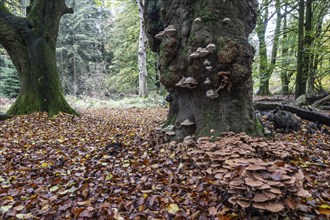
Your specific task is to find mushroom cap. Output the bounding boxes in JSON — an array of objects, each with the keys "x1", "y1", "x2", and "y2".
[
  {"x1": 245, "y1": 178, "x2": 263, "y2": 187},
  {"x1": 155, "y1": 31, "x2": 165, "y2": 39},
  {"x1": 183, "y1": 77, "x2": 198, "y2": 85},
  {"x1": 223, "y1": 18, "x2": 231, "y2": 24},
  {"x1": 204, "y1": 78, "x2": 211, "y2": 85},
  {"x1": 237, "y1": 200, "x2": 251, "y2": 208},
  {"x1": 264, "y1": 202, "x2": 285, "y2": 212},
  {"x1": 162, "y1": 125, "x2": 175, "y2": 132},
  {"x1": 165, "y1": 130, "x2": 176, "y2": 136},
  {"x1": 253, "y1": 192, "x2": 277, "y2": 202},
  {"x1": 206, "y1": 66, "x2": 212, "y2": 71},
  {"x1": 203, "y1": 59, "x2": 211, "y2": 66},
  {"x1": 196, "y1": 47, "x2": 210, "y2": 57},
  {"x1": 245, "y1": 164, "x2": 267, "y2": 171},
  {"x1": 295, "y1": 188, "x2": 312, "y2": 198},
  {"x1": 194, "y1": 17, "x2": 202, "y2": 22},
  {"x1": 164, "y1": 25, "x2": 177, "y2": 37},
  {"x1": 206, "y1": 44, "x2": 216, "y2": 53},
  {"x1": 181, "y1": 119, "x2": 195, "y2": 126},
  {"x1": 189, "y1": 52, "x2": 200, "y2": 59},
  {"x1": 175, "y1": 77, "x2": 187, "y2": 87},
  {"x1": 183, "y1": 135, "x2": 193, "y2": 142},
  {"x1": 206, "y1": 90, "x2": 219, "y2": 99}
]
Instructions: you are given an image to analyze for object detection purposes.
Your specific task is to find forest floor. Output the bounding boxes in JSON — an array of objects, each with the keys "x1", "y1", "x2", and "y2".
[{"x1": 0, "y1": 104, "x2": 330, "y2": 219}]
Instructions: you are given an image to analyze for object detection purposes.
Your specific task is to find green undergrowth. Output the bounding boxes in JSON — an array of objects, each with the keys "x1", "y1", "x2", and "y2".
[{"x1": 66, "y1": 93, "x2": 166, "y2": 110}]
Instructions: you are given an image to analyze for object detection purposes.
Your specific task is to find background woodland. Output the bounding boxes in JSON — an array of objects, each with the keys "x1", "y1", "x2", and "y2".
[{"x1": 0, "y1": 0, "x2": 329, "y2": 100}]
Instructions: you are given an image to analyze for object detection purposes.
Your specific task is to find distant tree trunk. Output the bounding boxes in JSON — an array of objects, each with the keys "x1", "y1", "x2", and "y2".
[
  {"x1": 155, "y1": 52, "x2": 161, "y2": 92},
  {"x1": 305, "y1": 0, "x2": 314, "y2": 95},
  {"x1": 73, "y1": 54, "x2": 78, "y2": 96},
  {"x1": 281, "y1": 5, "x2": 290, "y2": 95},
  {"x1": 257, "y1": 0, "x2": 282, "y2": 95},
  {"x1": 256, "y1": 0, "x2": 270, "y2": 95},
  {"x1": 295, "y1": 0, "x2": 307, "y2": 98},
  {"x1": 0, "y1": 0, "x2": 77, "y2": 116},
  {"x1": 144, "y1": 0, "x2": 259, "y2": 140},
  {"x1": 136, "y1": 0, "x2": 148, "y2": 97}
]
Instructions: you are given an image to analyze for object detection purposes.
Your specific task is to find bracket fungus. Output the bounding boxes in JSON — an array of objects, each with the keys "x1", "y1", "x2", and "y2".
[
  {"x1": 206, "y1": 89, "x2": 219, "y2": 99},
  {"x1": 175, "y1": 77, "x2": 187, "y2": 88},
  {"x1": 223, "y1": 18, "x2": 231, "y2": 24},
  {"x1": 206, "y1": 66, "x2": 212, "y2": 71},
  {"x1": 154, "y1": 25, "x2": 177, "y2": 39},
  {"x1": 206, "y1": 44, "x2": 216, "y2": 53},
  {"x1": 164, "y1": 25, "x2": 177, "y2": 37},
  {"x1": 181, "y1": 119, "x2": 195, "y2": 126},
  {"x1": 204, "y1": 78, "x2": 211, "y2": 85},
  {"x1": 203, "y1": 59, "x2": 211, "y2": 66},
  {"x1": 165, "y1": 130, "x2": 176, "y2": 136},
  {"x1": 155, "y1": 31, "x2": 165, "y2": 39},
  {"x1": 183, "y1": 77, "x2": 198, "y2": 89},
  {"x1": 189, "y1": 47, "x2": 210, "y2": 59},
  {"x1": 194, "y1": 17, "x2": 202, "y2": 22}
]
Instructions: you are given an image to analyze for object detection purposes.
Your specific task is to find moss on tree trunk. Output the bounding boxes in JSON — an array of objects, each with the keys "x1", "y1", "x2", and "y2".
[
  {"x1": 144, "y1": 0, "x2": 260, "y2": 140},
  {"x1": 0, "y1": 0, "x2": 77, "y2": 116}
]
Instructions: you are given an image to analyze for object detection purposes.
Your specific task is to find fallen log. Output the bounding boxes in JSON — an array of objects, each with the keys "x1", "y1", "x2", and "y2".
[
  {"x1": 312, "y1": 94, "x2": 330, "y2": 108},
  {"x1": 254, "y1": 102, "x2": 330, "y2": 127},
  {"x1": 282, "y1": 105, "x2": 330, "y2": 127}
]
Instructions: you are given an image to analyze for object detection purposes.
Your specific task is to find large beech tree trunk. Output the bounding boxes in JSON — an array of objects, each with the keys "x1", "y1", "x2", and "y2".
[
  {"x1": 144, "y1": 0, "x2": 259, "y2": 140},
  {"x1": 0, "y1": 0, "x2": 77, "y2": 116}
]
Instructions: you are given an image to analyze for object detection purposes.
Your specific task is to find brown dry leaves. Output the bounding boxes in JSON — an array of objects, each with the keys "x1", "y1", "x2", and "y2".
[{"x1": 0, "y1": 108, "x2": 329, "y2": 219}]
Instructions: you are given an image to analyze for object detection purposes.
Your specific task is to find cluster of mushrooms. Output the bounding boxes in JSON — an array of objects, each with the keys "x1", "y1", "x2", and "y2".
[
  {"x1": 157, "y1": 119, "x2": 195, "y2": 137},
  {"x1": 155, "y1": 24, "x2": 232, "y2": 100},
  {"x1": 187, "y1": 133, "x2": 311, "y2": 214}
]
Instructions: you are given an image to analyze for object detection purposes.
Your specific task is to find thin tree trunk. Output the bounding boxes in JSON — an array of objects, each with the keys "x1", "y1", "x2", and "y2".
[
  {"x1": 136, "y1": 0, "x2": 148, "y2": 97},
  {"x1": 295, "y1": 0, "x2": 307, "y2": 98},
  {"x1": 155, "y1": 52, "x2": 161, "y2": 92},
  {"x1": 305, "y1": 0, "x2": 314, "y2": 95},
  {"x1": 281, "y1": 5, "x2": 290, "y2": 95}
]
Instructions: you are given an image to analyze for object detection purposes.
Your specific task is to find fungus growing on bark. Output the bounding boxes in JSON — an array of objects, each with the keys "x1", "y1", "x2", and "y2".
[
  {"x1": 223, "y1": 18, "x2": 231, "y2": 24},
  {"x1": 175, "y1": 77, "x2": 187, "y2": 88},
  {"x1": 181, "y1": 119, "x2": 195, "y2": 126},
  {"x1": 206, "y1": 66, "x2": 212, "y2": 71},
  {"x1": 194, "y1": 17, "x2": 202, "y2": 22},
  {"x1": 183, "y1": 77, "x2": 198, "y2": 89},
  {"x1": 165, "y1": 130, "x2": 176, "y2": 136},
  {"x1": 164, "y1": 25, "x2": 177, "y2": 37},
  {"x1": 204, "y1": 78, "x2": 211, "y2": 85},
  {"x1": 206, "y1": 90, "x2": 219, "y2": 99},
  {"x1": 189, "y1": 47, "x2": 210, "y2": 59},
  {"x1": 197, "y1": 47, "x2": 210, "y2": 57},
  {"x1": 217, "y1": 71, "x2": 232, "y2": 92},
  {"x1": 206, "y1": 44, "x2": 216, "y2": 53},
  {"x1": 203, "y1": 59, "x2": 211, "y2": 66},
  {"x1": 155, "y1": 31, "x2": 165, "y2": 39},
  {"x1": 162, "y1": 125, "x2": 175, "y2": 132}
]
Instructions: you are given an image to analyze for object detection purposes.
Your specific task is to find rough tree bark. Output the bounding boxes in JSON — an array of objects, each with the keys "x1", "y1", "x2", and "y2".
[
  {"x1": 0, "y1": 0, "x2": 77, "y2": 116},
  {"x1": 136, "y1": 0, "x2": 148, "y2": 97},
  {"x1": 144, "y1": 0, "x2": 260, "y2": 140}
]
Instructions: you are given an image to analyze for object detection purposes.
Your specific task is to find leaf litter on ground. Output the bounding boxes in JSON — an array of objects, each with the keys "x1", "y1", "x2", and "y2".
[{"x1": 0, "y1": 108, "x2": 329, "y2": 219}]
